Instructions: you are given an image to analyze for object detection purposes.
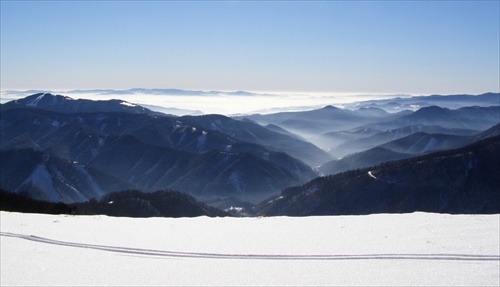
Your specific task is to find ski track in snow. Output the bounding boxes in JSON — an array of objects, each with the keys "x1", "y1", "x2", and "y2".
[{"x1": 1, "y1": 231, "x2": 498, "y2": 262}]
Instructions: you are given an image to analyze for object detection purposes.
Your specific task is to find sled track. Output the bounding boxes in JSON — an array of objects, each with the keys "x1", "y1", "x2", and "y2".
[{"x1": 2, "y1": 231, "x2": 499, "y2": 261}]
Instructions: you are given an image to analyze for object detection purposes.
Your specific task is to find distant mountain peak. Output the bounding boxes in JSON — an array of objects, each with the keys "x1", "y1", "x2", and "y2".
[
  {"x1": 418, "y1": 105, "x2": 449, "y2": 111},
  {"x1": 322, "y1": 105, "x2": 339, "y2": 110},
  {"x1": 409, "y1": 105, "x2": 451, "y2": 117}
]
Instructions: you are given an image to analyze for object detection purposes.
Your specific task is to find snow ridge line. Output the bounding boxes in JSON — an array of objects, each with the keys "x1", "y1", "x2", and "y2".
[{"x1": 2, "y1": 231, "x2": 499, "y2": 261}]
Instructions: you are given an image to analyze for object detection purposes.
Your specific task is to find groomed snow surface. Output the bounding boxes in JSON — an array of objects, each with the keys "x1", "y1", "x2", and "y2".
[{"x1": 1, "y1": 211, "x2": 499, "y2": 286}]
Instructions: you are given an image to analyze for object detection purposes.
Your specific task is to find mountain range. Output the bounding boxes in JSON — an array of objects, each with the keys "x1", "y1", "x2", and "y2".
[
  {"x1": 1, "y1": 92, "x2": 499, "y2": 216},
  {"x1": 237, "y1": 95, "x2": 499, "y2": 157},
  {"x1": 2, "y1": 88, "x2": 276, "y2": 99},
  {"x1": 1, "y1": 94, "x2": 319, "y2": 203},
  {"x1": 341, "y1": 92, "x2": 500, "y2": 111}
]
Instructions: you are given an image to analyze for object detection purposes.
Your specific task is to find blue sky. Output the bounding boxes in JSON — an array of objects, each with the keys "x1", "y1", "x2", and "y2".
[{"x1": 1, "y1": 1, "x2": 499, "y2": 95}]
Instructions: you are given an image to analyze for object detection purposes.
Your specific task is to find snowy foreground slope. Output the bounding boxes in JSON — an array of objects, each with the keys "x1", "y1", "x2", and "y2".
[{"x1": 1, "y1": 211, "x2": 499, "y2": 286}]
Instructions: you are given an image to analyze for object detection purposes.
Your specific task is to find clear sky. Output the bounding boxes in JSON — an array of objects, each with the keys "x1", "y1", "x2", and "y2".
[{"x1": 1, "y1": 1, "x2": 499, "y2": 95}]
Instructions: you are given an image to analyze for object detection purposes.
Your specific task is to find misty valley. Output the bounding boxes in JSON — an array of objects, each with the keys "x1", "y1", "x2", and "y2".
[{"x1": 1, "y1": 92, "x2": 499, "y2": 217}]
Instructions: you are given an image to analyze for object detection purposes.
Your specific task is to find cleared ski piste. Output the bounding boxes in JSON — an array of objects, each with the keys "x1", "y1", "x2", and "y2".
[{"x1": 1, "y1": 211, "x2": 499, "y2": 286}]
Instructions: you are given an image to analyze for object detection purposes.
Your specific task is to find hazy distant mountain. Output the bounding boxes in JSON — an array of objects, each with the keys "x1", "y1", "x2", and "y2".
[
  {"x1": 318, "y1": 147, "x2": 412, "y2": 176},
  {"x1": 139, "y1": 104, "x2": 204, "y2": 116},
  {"x1": 318, "y1": 105, "x2": 499, "y2": 157},
  {"x1": 257, "y1": 135, "x2": 500, "y2": 216},
  {"x1": 237, "y1": 105, "x2": 411, "y2": 150},
  {"x1": 319, "y1": 131, "x2": 467, "y2": 176},
  {"x1": 379, "y1": 132, "x2": 470, "y2": 154},
  {"x1": 342, "y1": 92, "x2": 500, "y2": 112},
  {"x1": 330, "y1": 125, "x2": 479, "y2": 158},
  {"x1": 361, "y1": 105, "x2": 500, "y2": 132},
  {"x1": 262, "y1": 124, "x2": 307, "y2": 141},
  {"x1": 66, "y1": 88, "x2": 274, "y2": 97},
  {"x1": 1, "y1": 93, "x2": 157, "y2": 115},
  {"x1": 239, "y1": 105, "x2": 392, "y2": 134},
  {"x1": 236, "y1": 94, "x2": 499, "y2": 152},
  {"x1": 319, "y1": 124, "x2": 500, "y2": 176},
  {"x1": 474, "y1": 123, "x2": 500, "y2": 139}
]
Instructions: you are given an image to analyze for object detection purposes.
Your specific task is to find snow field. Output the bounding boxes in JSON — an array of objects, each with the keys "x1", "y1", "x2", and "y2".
[{"x1": 1, "y1": 211, "x2": 499, "y2": 286}]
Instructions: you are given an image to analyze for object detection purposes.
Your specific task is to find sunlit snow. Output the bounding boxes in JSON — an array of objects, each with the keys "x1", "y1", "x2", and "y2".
[
  {"x1": 1, "y1": 211, "x2": 498, "y2": 286},
  {"x1": 368, "y1": 171, "x2": 377, "y2": 180},
  {"x1": 119, "y1": 101, "x2": 136, "y2": 107},
  {"x1": 26, "y1": 93, "x2": 45, "y2": 107}
]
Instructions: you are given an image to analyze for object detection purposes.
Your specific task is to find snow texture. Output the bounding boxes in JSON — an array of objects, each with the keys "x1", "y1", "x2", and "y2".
[
  {"x1": 1, "y1": 212, "x2": 499, "y2": 286},
  {"x1": 26, "y1": 93, "x2": 45, "y2": 107}
]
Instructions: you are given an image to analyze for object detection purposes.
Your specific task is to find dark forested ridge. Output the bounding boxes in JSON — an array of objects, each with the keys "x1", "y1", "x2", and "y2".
[
  {"x1": 0, "y1": 188, "x2": 229, "y2": 217},
  {"x1": 256, "y1": 135, "x2": 500, "y2": 216}
]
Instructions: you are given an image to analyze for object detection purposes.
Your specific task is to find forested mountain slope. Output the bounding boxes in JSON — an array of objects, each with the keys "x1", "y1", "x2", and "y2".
[{"x1": 257, "y1": 135, "x2": 500, "y2": 216}]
